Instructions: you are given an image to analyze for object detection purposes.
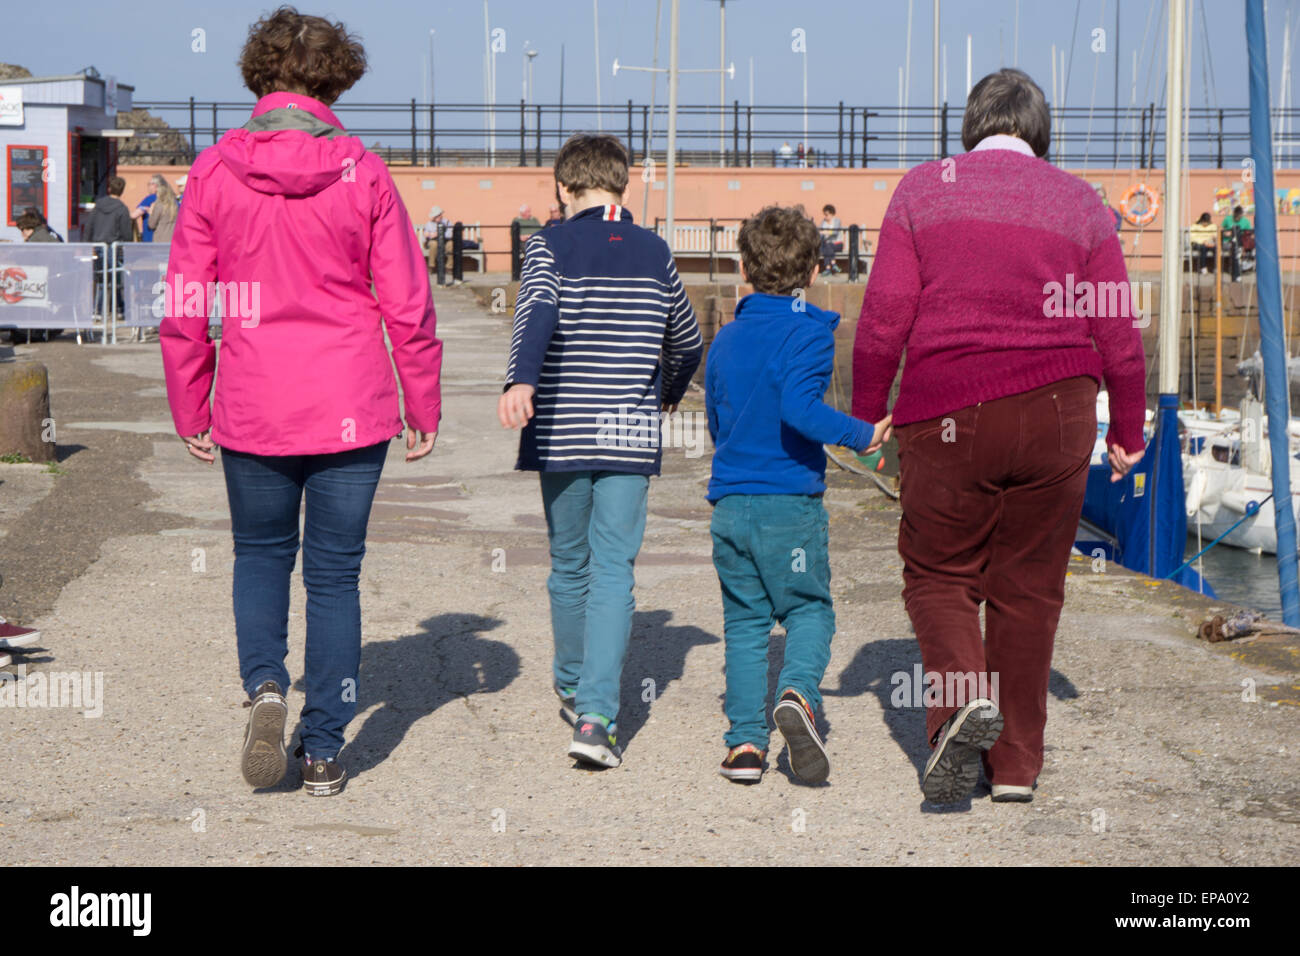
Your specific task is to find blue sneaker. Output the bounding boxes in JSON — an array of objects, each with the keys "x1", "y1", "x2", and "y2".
[{"x1": 569, "y1": 713, "x2": 622, "y2": 768}]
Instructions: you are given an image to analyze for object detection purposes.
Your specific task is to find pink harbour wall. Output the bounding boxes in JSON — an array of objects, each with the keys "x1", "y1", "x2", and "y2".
[{"x1": 119, "y1": 164, "x2": 1300, "y2": 269}]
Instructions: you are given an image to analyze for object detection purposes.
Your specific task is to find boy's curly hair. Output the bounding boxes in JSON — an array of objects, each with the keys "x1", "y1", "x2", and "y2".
[
  {"x1": 738, "y1": 205, "x2": 821, "y2": 296},
  {"x1": 239, "y1": 6, "x2": 367, "y2": 104}
]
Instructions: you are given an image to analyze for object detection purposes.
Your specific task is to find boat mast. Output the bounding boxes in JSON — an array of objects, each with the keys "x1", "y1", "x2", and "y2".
[
  {"x1": 1246, "y1": 0, "x2": 1300, "y2": 625},
  {"x1": 1159, "y1": 0, "x2": 1185, "y2": 399}
]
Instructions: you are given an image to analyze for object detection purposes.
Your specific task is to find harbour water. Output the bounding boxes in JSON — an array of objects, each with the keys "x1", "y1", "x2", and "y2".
[{"x1": 1183, "y1": 537, "x2": 1285, "y2": 619}]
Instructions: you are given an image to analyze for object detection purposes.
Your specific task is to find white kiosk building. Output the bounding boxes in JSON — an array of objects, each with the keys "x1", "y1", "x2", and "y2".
[{"x1": 0, "y1": 73, "x2": 135, "y2": 243}]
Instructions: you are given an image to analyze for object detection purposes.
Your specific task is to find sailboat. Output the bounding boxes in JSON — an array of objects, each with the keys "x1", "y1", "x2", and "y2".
[{"x1": 1182, "y1": 394, "x2": 1300, "y2": 553}]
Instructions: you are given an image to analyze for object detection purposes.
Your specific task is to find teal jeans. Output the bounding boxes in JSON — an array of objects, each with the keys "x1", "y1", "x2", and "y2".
[
  {"x1": 540, "y1": 470, "x2": 650, "y2": 723},
  {"x1": 711, "y1": 493, "x2": 835, "y2": 750}
]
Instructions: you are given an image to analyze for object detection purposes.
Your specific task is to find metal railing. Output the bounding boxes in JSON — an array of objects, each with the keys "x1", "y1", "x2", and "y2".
[{"x1": 124, "y1": 100, "x2": 1300, "y2": 169}]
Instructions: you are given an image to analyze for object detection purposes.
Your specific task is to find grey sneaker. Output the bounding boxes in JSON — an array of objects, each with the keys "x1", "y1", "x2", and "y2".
[
  {"x1": 922, "y1": 698, "x2": 1003, "y2": 803},
  {"x1": 240, "y1": 681, "x2": 288, "y2": 788},
  {"x1": 568, "y1": 715, "x2": 622, "y2": 768},
  {"x1": 772, "y1": 689, "x2": 829, "y2": 783},
  {"x1": 555, "y1": 685, "x2": 577, "y2": 726}
]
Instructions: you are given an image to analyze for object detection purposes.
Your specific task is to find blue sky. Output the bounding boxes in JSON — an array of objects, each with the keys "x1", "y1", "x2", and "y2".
[
  {"x1": 0, "y1": 0, "x2": 1281, "y2": 108},
  {"x1": 3, "y1": 0, "x2": 1295, "y2": 161}
]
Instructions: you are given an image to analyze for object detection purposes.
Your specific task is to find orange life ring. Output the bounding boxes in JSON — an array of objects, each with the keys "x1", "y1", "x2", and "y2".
[{"x1": 1119, "y1": 183, "x2": 1160, "y2": 226}]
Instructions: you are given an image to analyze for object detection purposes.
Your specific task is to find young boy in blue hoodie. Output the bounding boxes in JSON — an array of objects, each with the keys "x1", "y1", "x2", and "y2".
[
  {"x1": 707, "y1": 206, "x2": 890, "y2": 784},
  {"x1": 499, "y1": 134, "x2": 703, "y2": 769}
]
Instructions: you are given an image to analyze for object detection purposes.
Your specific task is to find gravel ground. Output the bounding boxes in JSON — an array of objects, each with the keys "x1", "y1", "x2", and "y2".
[{"x1": 0, "y1": 289, "x2": 1296, "y2": 866}]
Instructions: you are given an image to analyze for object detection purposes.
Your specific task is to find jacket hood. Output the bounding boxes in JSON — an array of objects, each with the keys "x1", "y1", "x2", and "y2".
[
  {"x1": 734, "y1": 292, "x2": 841, "y2": 331},
  {"x1": 215, "y1": 109, "x2": 365, "y2": 198}
]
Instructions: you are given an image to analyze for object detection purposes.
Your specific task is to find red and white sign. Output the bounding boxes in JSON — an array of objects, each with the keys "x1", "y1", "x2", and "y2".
[{"x1": 0, "y1": 265, "x2": 49, "y2": 304}]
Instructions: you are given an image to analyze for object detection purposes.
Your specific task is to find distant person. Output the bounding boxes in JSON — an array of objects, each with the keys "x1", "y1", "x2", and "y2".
[
  {"x1": 16, "y1": 209, "x2": 62, "y2": 242},
  {"x1": 85, "y1": 176, "x2": 133, "y2": 317},
  {"x1": 421, "y1": 204, "x2": 446, "y2": 245},
  {"x1": 175, "y1": 174, "x2": 188, "y2": 203},
  {"x1": 498, "y1": 133, "x2": 702, "y2": 769},
  {"x1": 707, "y1": 206, "x2": 890, "y2": 785},
  {"x1": 146, "y1": 174, "x2": 179, "y2": 243},
  {"x1": 544, "y1": 203, "x2": 564, "y2": 227},
  {"x1": 1189, "y1": 212, "x2": 1216, "y2": 274},
  {"x1": 132, "y1": 183, "x2": 158, "y2": 241},
  {"x1": 778, "y1": 141, "x2": 793, "y2": 167},
  {"x1": 1221, "y1": 204, "x2": 1252, "y2": 282},
  {"x1": 796, "y1": 142, "x2": 806, "y2": 167},
  {"x1": 513, "y1": 203, "x2": 541, "y2": 238},
  {"x1": 818, "y1": 203, "x2": 844, "y2": 274},
  {"x1": 85, "y1": 176, "x2": 133, "y2": 246},
  {"x1": 853, "y1": 68, "x2": 1146, "y2": 806},
  {"x1": 160, "y1": 5, "x2": 442, "y2": 797}
]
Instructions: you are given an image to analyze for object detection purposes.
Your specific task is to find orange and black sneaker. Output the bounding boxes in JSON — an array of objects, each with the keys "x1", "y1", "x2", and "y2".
[
  {"x1": 720, "y1": 743, "x2": 766, "y2": 784},
  {"x1": 773, "y1": 688, "x2": 829, "y2": 783}
]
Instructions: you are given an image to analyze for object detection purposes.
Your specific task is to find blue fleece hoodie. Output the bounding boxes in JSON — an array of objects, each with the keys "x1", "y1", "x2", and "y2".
[{"x1": 706, "y1": 293, "x2": 875, "y2": 502}]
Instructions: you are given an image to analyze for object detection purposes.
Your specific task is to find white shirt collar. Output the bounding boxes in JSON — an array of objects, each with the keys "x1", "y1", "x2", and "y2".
[{"x1": 971, "y1": 134, "x2": 1036, "y2": 157}]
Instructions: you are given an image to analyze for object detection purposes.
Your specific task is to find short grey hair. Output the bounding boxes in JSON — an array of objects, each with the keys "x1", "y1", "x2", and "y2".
[{"x1": 961, "y1": 68, "x2": 1051, "y2": 157}]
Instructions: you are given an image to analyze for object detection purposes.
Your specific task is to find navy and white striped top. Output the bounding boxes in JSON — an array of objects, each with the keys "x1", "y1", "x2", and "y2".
[{"x1": 504, "y1": 204, "x2": 703, "y2": 474}]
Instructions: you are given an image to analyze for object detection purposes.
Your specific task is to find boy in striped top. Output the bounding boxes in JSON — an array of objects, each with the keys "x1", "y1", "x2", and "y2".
[{"x1": 499, "y1": 133, "x2": 703, "y2": 769}]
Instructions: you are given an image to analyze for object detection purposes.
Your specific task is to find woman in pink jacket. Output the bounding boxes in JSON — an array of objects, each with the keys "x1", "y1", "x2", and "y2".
[{"x1": 160, "y1": 8, "x2": 442, "y2": 797}]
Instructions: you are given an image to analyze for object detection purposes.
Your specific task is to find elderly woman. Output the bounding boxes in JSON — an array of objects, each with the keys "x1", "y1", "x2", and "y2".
[
  {"x1": 160, "y1": 6, "x2": 443, "y2": 797},
  {"x1": 852, "y1": 68, "x2": 1146, "y2": 805}
]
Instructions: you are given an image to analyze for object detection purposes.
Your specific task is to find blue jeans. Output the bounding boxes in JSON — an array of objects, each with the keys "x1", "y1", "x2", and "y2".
[
  {"x1": 711, "y1": 493, "x2": 835, "y2": 750},
  {"x1": 540, "y1": 470, "x2": 649, "y2": 723},
  {"x1": 221, "y1": 441, "x2": 388, "y2": 759}
]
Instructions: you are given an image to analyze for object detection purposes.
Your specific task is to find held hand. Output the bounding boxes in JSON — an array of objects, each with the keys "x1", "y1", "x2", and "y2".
[
  {"x1": 862, "y1": 415, "x2": 893, "y2": 455},
  {"x1": 181, "y1": 431, "x2": 215, "y2": 464},
  {"x1": 405, "y1": 429, "x2": 437, "y2": 462},
  {"x1": 1108, "y1": 444, "x2": 1145, "y2": 483},
  {"x1": 497, "y1": 383, "x2": 536, "y2": 430}
]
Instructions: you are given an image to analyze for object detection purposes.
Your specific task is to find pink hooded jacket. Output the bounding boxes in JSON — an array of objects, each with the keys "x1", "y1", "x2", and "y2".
[{"x1": 160, "y1": 92, "x2": 442, "y2": 455}]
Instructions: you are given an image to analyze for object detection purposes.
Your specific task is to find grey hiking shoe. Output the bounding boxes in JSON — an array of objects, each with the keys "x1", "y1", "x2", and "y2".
[
  {"x1": 922, "y1": 698, "x2": 1003, "y2": 803},
  {"x1": 240, "y1": 681, "x2": 288, "y2": 788}
]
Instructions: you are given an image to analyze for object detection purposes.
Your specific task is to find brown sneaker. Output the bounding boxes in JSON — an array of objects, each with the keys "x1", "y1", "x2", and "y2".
[
  {"x1": 240, "y1": 681, "x2": 288, "y2": 789},
  {"x1": 298, "y1": 746, "x2": 347, "y2": 796},
  {"x1": 720, "y1": 743, "x2": 766, "y2": 783}
]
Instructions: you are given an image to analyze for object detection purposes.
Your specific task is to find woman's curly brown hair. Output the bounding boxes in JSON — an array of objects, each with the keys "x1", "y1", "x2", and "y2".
[{"x1": 239, "y1": 6, "x2": 367, "y2": 104}]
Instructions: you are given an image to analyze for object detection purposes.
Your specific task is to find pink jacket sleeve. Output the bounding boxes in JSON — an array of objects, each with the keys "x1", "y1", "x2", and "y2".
[
  {"x1": 159, "y1": 173, "x2": 218, "y2": 438},
  {"x1": 369, "y1": 165, "x2": 443, "y2": 435}
]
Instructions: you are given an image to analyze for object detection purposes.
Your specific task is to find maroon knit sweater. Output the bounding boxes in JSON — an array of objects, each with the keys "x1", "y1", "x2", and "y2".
[{"x1": 851, "y1": 149, "x2": 1148, "y2": 453}]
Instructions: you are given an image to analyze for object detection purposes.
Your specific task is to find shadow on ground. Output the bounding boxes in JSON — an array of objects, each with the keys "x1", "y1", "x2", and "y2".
[
  {"x1": 615, "y1": 608, "x2": 721, "y2": 750},
  {"x1": 826, "y1": 636, "x2": 1078, "y2": 811},
  {"x1": 287, "y1": 612, "x2": 519, "y2": 783}
]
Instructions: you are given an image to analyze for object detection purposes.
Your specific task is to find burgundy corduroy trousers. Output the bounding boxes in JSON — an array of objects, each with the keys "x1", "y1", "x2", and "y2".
[{"x1": 895, "y1": 376, "x2": 1098, "y2": 787}]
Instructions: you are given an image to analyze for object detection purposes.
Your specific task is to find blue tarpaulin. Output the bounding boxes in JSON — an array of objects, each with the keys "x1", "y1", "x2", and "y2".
[{"x1": 1081, "y1": 395, "x2": 1214, "y2": 595}]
